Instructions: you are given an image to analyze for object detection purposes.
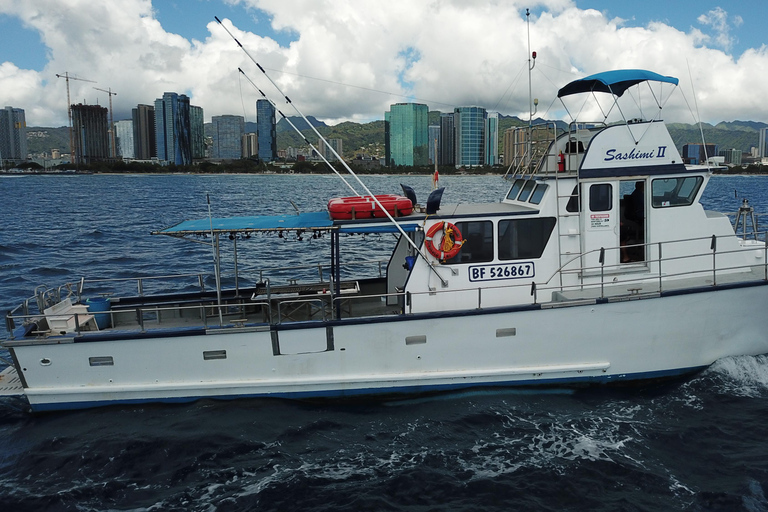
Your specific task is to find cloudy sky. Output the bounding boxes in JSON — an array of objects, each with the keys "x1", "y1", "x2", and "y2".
[{"x1": 0, "y1": 0, "x2": 765, "y2": 127}]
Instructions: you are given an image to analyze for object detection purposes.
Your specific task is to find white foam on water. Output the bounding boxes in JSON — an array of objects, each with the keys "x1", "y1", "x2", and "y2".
[
  {"x1": 705, "y1": 355, "x2": 768, "y2": 398},
  {"x1": 742, "y1": 479, "x2": 768, "y2": 512},
  {"x1": 458, "y1": 408, "x2": 644, "y2": 480}
]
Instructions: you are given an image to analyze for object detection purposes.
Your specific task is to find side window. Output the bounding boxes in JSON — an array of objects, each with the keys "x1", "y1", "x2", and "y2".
[
  {"x1": 506, "y1": 179, "x2": 526, "y2": 200},
  {"x1": 517, "y1": 180, "x2": 537, "y2": 202},
  {"x1": 589, "y1": 183, "x2": 612, "y2": 212},
  {"x1": 565, "y1": 184, "x2": 580, "y2": 213},
  {"x1": 498, "y1": 218, "x2": 557, "y2": 260},
  {"x1": 529, "y1": 183, "x2": 548, "y2": 205},
  {"x1": 652, "y1": 176, "x2": 703, "y2": 207},
  {"x1": 444, "y1": 221, "x2": 494, "y2": 264}
]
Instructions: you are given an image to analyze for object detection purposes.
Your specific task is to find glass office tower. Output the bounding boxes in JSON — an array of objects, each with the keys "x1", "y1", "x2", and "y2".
[
  {"x1": 256, "y1": 99, "x2": 277, "y2": 162},
  {"x1": 454, "y1": 106, "x2": 486, "y2": 167},
  {"x1": 211, "y1": 115, "x2": 245, "y2": 159},
  {"x1": 385, "y1": 103, "x2": 429, "y2": 167}
]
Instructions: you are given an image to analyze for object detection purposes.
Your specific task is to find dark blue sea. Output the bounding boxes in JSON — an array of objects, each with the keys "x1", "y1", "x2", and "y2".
[{"x1": 2, "y1": 173, "x2": 768, "y2": 511}]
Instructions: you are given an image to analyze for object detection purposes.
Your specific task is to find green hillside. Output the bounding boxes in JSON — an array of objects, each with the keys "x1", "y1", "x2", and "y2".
[
  {"x1": 667, "y1": 121, "x2": 766, "y2": 153},
  {"x1": 26, "y1": 126, "x2": 70, "y2": 155}
]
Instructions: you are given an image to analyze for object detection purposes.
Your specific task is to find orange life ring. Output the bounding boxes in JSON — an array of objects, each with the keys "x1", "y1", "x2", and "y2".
[{"x1": 425, "y1": 221, "x2": 464, "y2": 261}]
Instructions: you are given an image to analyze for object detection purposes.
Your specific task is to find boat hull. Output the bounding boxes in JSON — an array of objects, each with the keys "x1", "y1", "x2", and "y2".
[{"x1": 8, "y1": 282, "x2": 768, "y2": 411}]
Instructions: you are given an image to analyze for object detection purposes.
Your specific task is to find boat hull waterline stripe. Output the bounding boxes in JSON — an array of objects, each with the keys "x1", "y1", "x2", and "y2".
[{"x1": 24, "y1": 365, "x2": 704, "y2": 412}]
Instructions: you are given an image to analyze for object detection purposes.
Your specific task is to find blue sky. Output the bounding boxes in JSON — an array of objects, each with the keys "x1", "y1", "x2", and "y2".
[
  {"x1": 0, "y1": 1, "x2": 766, "y2": 126},
  {"x1": 0, "y1": 0, "x2": 298, "y2": 72},
  {"x1": 574, "y1": 0, "x2": 765, "y2": 56}
]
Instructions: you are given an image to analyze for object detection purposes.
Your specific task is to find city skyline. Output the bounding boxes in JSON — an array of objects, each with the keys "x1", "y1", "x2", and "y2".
[{"x1": 1, "y1": 1, "x2": 768, "y2": 129}]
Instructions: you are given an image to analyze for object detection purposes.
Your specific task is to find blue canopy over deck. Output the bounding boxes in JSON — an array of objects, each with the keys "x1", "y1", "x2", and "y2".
[
  {"x1": 152, "y1": 211, "x2": 421, "y2": 237},
  {"x1": 557, "y1": 69, "x2": 679, "y2": 98}
]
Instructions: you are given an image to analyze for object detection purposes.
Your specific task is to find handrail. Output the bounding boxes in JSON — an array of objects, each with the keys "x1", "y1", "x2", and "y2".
[{"x1": 5, "y1": 233, "x2": 767, "y2": 339}]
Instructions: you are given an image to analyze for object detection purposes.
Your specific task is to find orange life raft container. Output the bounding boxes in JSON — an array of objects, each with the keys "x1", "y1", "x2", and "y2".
[{"x1": 327, "y1": 195, "x2": 414, "y2": 220}]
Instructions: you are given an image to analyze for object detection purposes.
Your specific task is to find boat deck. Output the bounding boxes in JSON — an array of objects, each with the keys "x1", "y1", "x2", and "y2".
[
  {"x1": 5, "y1": 264, "x2": 765, "y2": 344},
  {"x1": 0, "y1": 366, "x2": 24, "y2": 397},
  {"x1": 551, "y1": 264, "x2": 766, "y2": 303}
]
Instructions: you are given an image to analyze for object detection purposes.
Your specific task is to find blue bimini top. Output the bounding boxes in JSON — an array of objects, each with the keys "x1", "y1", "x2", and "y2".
[
  {"x1": 153, "y1": 211, "x2": 421, "y2": 238},
  {"x1": 557, "y1": 69, "x2": 679, "y2": 98}
]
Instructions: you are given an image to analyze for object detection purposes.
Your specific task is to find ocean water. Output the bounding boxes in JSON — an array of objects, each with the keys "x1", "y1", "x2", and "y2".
[{"x1": 1, "y1": 173, "x2": 768, "y2": 511}]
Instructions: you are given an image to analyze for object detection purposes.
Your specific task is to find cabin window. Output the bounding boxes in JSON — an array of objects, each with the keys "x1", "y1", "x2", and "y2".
[
  {"x1": 506, "y1": 179, "x2": 526, "y2": 200},
  {"x1": 529, "y1": 183, "x2": 548, "y2": 205},
  {"x1": 565, "y1": 185, "x2": 580, "y2": 212},
  {"x1": 498, "y1": 218, "x2": 557, "y2": 260},
  {"x1": 444, "y1": 221, "x2": 494, "y2": 264},
  {"x1": 651, "y1": 176, "x2": 703, "y2": 208},
  {"x1": 565, "y1": 140, "x2": 585, "y2": 153},
  {"x1": 517, "y1": 180, "x2": 537, "y2": 202},
  {"x1": 589, "y1": 184, "x2": 612, "y2": 212}
]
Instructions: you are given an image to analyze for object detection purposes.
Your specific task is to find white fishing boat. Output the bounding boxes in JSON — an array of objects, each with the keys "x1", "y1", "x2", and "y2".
[{"x1": 2, "y1": 69, "x2": 768, "y2": 412}]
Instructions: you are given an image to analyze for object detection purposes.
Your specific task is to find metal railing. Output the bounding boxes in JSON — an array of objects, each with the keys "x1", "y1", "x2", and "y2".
[{"x1": 4, "y1": 235, "x2": 767, "y2": 339}]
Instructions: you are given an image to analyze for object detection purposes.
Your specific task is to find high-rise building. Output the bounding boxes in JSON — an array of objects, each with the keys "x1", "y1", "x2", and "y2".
[
  {"x1": 718, "y1": 148, "x2": 742, "y2": 165},
  {"x1": 439, "y1": 113, "x2": 455, "y2": 166},
  {"x1": 759, "y1": 127, "x2": 768, "y2": 159},
  {"x1": 0, "y1": 106, "x2": 27, "y2": 165},
  {"x1": 318, "y1": 138, "x2": 343, "y2": 162},
  {"x1": 256, "y1": 99, "x2": 277, "y2": 162},
  {"x1": 71, "y1": 103, "x2": 109, "y2": 164},
  {"x1": 428, "y1": 125, "x2": 440, "y2": 165},
  {"x1": 485, "y1": 112, "x2": 499, "y2": 166},
  {"x1": 155, "y1": 92, "x2": 193, "y2": 165},
  {"x1": 454, "y1": 106, "x2": 486, "y2": 167},
  {"x1": 242, "y1": 132, "x2": 258, "y2": 158},
  {"x1": 503, "y1": 127, "x2": 525, "y2": 170},
  {"x1": 132, "y1": 104, "x2": 156, "y2": 160},
  {"x1": 114, "y1": 120, "x2": 134, "y2": 159},
  {"x1": 682, "y1": 143, "x2": 717, "y2": 165},
  {"x1": 385, "y1": 103, "x2": 429, "y2": 167},
  {"x1": 211, "y1": 115, "x2": 245, "y2": 159},
  {"x1": 190, "y1": 105, "x2": 205, "y2": 160}
]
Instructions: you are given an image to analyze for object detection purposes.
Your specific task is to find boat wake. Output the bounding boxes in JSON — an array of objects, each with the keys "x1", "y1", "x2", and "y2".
[{"x1": 701, "y1": 354, "x2": 768, "y2": 398}]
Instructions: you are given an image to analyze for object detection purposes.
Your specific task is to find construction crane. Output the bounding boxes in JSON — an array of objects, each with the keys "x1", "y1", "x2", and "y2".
[
  {"x1": 56, "y1": 72, "x2": 96, "y2": 166},
  {"x1": 94, "y1": 87, "x2": 117, "y2": 158}
]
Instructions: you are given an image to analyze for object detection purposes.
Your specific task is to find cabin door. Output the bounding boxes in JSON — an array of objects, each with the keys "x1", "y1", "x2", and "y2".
[{"x1": 581, "y1": 181, "x2": 619, "y2": 270}]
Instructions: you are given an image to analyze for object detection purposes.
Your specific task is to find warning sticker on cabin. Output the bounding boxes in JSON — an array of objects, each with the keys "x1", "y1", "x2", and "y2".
[{"x1": 590, "y1": 213, "x2": 610, "y2": 228}]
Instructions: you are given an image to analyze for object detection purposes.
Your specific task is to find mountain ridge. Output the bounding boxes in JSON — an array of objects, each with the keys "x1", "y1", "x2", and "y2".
[{"x1": 24, "y1": 116, "x2": 768, "y2": 159}]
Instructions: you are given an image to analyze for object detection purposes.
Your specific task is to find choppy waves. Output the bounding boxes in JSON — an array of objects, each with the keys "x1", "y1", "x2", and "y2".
[{"x1": 1, "y1": 174, "x2": 768, "y2": 511}]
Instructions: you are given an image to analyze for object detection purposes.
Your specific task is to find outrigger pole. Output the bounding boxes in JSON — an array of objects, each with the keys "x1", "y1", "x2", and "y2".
[
  {"x1": 215, "y1": 16, "x2": 448, "y2": 286},
  {"x1": 237, "y1": 68, "x2": 360, "y2": 197}
]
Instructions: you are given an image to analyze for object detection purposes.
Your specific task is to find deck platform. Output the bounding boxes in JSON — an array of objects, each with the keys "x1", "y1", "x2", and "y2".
[{"x1": 0, "y1": 366, "x2": 24, "y2": 397}]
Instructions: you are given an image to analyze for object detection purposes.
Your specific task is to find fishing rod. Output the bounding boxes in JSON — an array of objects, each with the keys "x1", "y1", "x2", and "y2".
[
  {"x1": 215, "y1": 16, "x2": 448, "y2": 285},
  {"x1": 237, "y1": 68, "x2": 360, "y2": 197}
]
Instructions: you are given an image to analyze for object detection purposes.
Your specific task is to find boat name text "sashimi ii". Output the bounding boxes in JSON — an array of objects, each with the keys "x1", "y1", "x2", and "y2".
[{"x1": 604, "y1": 146, "x2": 668, "y2": 162}]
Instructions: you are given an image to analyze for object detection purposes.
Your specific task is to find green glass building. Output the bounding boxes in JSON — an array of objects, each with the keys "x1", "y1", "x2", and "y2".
[
  {"x1": 454, "y1": 106, "x2": 486, "y2": 167},
  {"x1": 385, "y1": 103, "x2": 429, "y2": 167}
]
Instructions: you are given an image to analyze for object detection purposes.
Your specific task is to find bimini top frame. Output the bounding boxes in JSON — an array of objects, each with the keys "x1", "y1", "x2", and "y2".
[
  {"x1": 556, "y1": 69, "x2": 681, "y2": 147},
  {"x1": 557, "y1": 69, "x2": 679, "y2": 98},
  {"x1": 152, "y1": 211, "x2": 423, "y2": 239}
]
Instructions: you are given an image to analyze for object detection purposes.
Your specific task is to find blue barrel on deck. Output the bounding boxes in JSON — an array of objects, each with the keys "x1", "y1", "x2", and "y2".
[{"x1": 86, "y1": 297, "x2": 111, "y2": 330}]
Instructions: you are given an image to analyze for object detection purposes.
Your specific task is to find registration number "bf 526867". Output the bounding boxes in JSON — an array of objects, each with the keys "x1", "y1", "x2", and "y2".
[{"x1": 468, "y1": 262, "x2": 535, "y2": 282}]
